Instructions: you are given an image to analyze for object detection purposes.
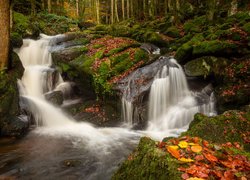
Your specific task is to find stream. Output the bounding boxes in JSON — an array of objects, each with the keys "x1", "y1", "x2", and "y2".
[{"x1": 0, "y1": 34, "x2": 216, "y2": 179}]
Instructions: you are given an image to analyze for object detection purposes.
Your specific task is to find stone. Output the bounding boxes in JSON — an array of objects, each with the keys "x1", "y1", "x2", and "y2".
[{"x1": 45, "y1": 91, "x2": 64, "y2": 106}]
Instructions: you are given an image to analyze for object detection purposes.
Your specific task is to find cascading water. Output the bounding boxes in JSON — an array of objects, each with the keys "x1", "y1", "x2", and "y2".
[{"x1": 146, "y1": 58, "x2": 216, "y2": 139}]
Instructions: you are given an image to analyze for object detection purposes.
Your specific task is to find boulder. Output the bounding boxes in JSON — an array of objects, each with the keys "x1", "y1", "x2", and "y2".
[
  {"x1": 45, "y1": 91, "x2": 64, "y2": 106},
  {"x1": 0, "y1": 52, "x2": 26, "y2": 137}
]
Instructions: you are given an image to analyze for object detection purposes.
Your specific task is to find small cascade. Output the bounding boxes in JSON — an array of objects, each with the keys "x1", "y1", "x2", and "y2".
[
  {"x1": 121, "y1": 78, "x2": 134, "y2": 126},
  {"x1": 16, "y1": 35, "x2": 74, "y2": 126},
  {"x1": 146, "y1": 58, "x2": 216, "y2": 139}
]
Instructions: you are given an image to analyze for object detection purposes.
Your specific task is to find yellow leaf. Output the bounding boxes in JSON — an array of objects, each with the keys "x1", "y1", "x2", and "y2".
[
  {"x1": 178, "y1": 141, "x2": 189, "y2": 148},
  {"x1": 191, "y1": 145, "x2": 203, "y2": 153},
  {"x1": 187, "y1": 178, "x2": 205, "y2": 180},
  {"x1": 178, "y1": 157, "x2": 194, "y2": 163},
  {"x1": 167, "y1": 145, "x2": 179, "y2": 150},
  {"x1": 188, "y1": 143, "x2": 197, "y2": 146}
]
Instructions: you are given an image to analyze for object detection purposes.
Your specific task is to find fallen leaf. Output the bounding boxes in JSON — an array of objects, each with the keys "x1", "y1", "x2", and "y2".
[
  {"x1": 181, "y1": 173, "x2": 190, "y2": 179},
  {"x1": 179, "y1": 158, "x2": 194, "y2": 163},
  {"x1": 187, "y1": 178, "x2": 205, "y2": 180},
  {"x1": 167, "y1": 146, "x2": 180, "y2": 159},
  {"x1": 179, "y1": 141, "x2": 189, "y2": 149},
  {"x1": 203, "y1": 153, "x2": 218, "y2": 162},
  {"x1": 195, "y1": 155, "x2": 204, "y2": 161},
  {"x1": 191, "y1": 145, "x2": 203, "y2": 153}
]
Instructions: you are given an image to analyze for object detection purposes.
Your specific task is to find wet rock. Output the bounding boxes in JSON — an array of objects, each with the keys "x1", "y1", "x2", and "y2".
[
  {"x1": 52, "y1": 46, "x2": 88, "y2": 63},
  {"x1": 115, "y1": 56, "x2": 177, "y2": 124},
  {"x1": 62, "y1": 159, "x2": 82, "y2": 167},
  {"x1": 0, "y1": 52, "x2": 25, "y2": 137},
  {"x1": 1, "y1": 115, "x2": 29, "y2": 137},
  {"x1": 140, "y1": 43, "x2": 160, "y2": 54},
  {"x1": 45, "y1": 91, "x2": 64, "y2": 106}
]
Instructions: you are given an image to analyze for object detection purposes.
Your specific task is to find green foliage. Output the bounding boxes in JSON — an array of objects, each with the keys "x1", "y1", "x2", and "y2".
[{"x1": 13, "y1": 12, "x2": 29, "y2": 36}]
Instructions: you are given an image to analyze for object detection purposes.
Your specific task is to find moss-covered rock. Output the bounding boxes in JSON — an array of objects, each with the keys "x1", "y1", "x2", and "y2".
[
  {"x1": 184, "y1": 56, "x2": 229, "y2": 77},
  {"x1": 0, "y1": 52, "x2": 27, "y2": 137},
  {"x1": 10, "y1": 32, "x2": 23, "y2": 48},
  {"x1": 164, "y1": 26, "x2": 180, "y2": 38},
  {"x1": 185, "y1": 110, "x2": 250, "y2": 151},
  {"x1": 112, "y1": 137, "x2": 182, "y2": 180},
  {"x1": 192, "y1": 40, "x2": 237, "y2": 56}
]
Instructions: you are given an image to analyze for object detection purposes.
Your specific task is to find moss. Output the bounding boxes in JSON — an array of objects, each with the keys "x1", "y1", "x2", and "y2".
[
  {"x1": 10, "y1": 32, "x2": 23, "y2": 48},
  {"x1": 143, "y1": 31, "x2": 166, "y2": 46},
  {"x1": 192, "y1": 40, "x2": 237, "y2": 56},
  {"x1": 183, "y1": 16, "x2": 206, "y2": 33},
  {"x1": 184, "y1": 111, "x2": 250, "y2": 151},
  {"x1": 242, "y1": 22, "x2": 250, "y2": 34},
  {"x1": 165, "y1": 26, "x2": 180, "y2": 38},
  {"x1": 112, "y1": 137, "x2": 182, "y2": 180},
  {"x1": 184, "y1": 56, "x2": 229, "y2": 77},
  {"x1": 13, "y1": 12, "x2": 29, "y2": 36},
  {"x1": 175, "y1": 43, "x2": 193, "y2": 63}
]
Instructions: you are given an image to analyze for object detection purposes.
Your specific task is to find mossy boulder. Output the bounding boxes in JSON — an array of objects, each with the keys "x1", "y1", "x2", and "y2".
[
  {"x1": 112, "y1": 137, "x2": 182, "y2": 180},
  {"x1": 185, "y1": 110, "x2": 250, "y2": 151},
  {"x1": 192, "y1": 40, "x2": 237, "y2": 56},
  {"x1": 0, "y1": 52, "x2": 27, "y2": 137},
  {"x1": 164, "y1": 26, "x2": 180, "y2": 38},
  {"x1": 184, "y1": 56, "x2": 229, "y2": 77},
  {"x1": 10, "y1": 32, "x2": 23, "y2": 48}
]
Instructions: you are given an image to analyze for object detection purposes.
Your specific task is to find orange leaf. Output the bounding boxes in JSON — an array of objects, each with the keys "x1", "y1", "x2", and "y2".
[
  {"x1": 167, "y1": 146, "x2": 180, "y2": 159},
  {"x1": 203, "y1": 153, "x2": 218, "y2": 162},
  {"x1": 195, "y1": 155, "x2": 204, "y2": 161},
  {"x1": 202, "y1": 140, "x2": 209, "y2": 147},
  {"x1": 191, "y1": 145, "x2": 203, "y2": 153}
]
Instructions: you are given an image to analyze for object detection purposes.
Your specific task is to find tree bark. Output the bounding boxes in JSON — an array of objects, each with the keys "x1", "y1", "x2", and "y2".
[
  {"x1": 122, "y1": 0, "x2": 125, "y2": 20},
  {"x1": 111, "y1": 0, "x2": 114, "y2": 23},
  {"x1": 48, "y1": 0, "x2": 51, "y2": 13},
  {"x1": 96, "y1": 0, "x2": 100, "y2": 24},
  {"x1": 0, "y1": 0, "x2": 10, "y2": 70},
  {"x1": 127, "y1": 0, "x2": 130, "y2": 19},
  {"x1": 115, "y1": 0, "x2": 119, "y2": 22},
  {"x1": 30, "y1": 0, "x2": 36, "y2": 16}
]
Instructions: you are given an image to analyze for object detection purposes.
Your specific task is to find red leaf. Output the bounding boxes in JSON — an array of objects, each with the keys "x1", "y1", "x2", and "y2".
[
  {"x1": 181, "y1": 173, "x2": 189, "y2": 179},
  {"x1": 203, "y1": 153, "x2": 218, "y2": 162}
]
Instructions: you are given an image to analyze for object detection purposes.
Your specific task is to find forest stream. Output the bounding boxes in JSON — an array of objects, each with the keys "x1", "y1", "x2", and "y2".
[{"x1": 0, "y1": 34, "x2": 216, "y2": 179}]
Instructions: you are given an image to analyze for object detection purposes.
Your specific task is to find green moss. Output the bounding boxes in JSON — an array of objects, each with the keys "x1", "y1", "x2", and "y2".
[
  {"x1": 193, "y1": 40, "x2": 237, "y2": 56},
  {"x1": 112, "y1": 137, "x2": 182, "y2": 180},
  {"x1": 165, "y1": 26, "x2": 180, "y2": 38},
  {"x1": 10, "y1": 32, "x2": 23, "y2": 48},
  {"x1": 183, "y1": 16, "x2": 206, "y2": 33},
  {"x1": 243, "y1": 22, "x2": 250, "y2": 34},
  {"x1": 184, "y1": 111, "x2": 250, "y2": 151},
  {"x1": 13, "y1": 12, "x2": 29, "y2": 36},
  {"x1": 175, "y1": 43, "x2": 193, "y2": 63}
]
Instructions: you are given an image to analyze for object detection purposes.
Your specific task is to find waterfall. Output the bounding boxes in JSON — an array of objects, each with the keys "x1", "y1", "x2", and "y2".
[{"x1": 146, "y1": 58, "x2": 216, "y2": 139}]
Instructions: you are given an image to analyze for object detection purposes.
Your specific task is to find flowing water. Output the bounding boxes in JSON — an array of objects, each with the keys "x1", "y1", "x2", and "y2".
[{"x1": 0, "y1": 35, "x2": 216, "y2": 179}]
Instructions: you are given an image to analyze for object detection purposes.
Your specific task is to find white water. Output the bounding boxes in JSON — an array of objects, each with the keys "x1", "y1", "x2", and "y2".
[
  {"x1": 16, "y1": 34, "x2": 215, "y2": 145},
  {"x1": 146, "y1": 58, "x2": 216, "y2": 140},
  {"x1": 16, "y1": 35, "x2": 140, "y2": 152}
]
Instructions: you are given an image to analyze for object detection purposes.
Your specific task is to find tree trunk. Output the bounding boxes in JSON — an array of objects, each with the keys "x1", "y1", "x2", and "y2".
[
  {"x1": 0, "y1": 0, "x2": 10, "y2": 70},
  {"x1": 127, "y1": 0, "x2": 130, "y2": 19},
  {"x1": 122, "y1": 0, "x2": 125, "y2": 20},
  {"x1": 115, "y1": 0, "x2": 119, "y2": 22},
  {"x1": 229, "y1": 0, "x2": 237, "y2": 16},
  {"x1": 48, "y1": 0, "x2": 51, "y2": 13},
  {"x1": 111, "y1": 0, "x2": 114, "y2": 23},
  {"x1": 96, "y1": 0, "x2": 100, "y2": 24},
  {"x1": 207, "y1": 0, "x2": 216, "y2": 21},
  {"x1": 30, "y1": 0, "x2": 36, "y2": 16}
]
